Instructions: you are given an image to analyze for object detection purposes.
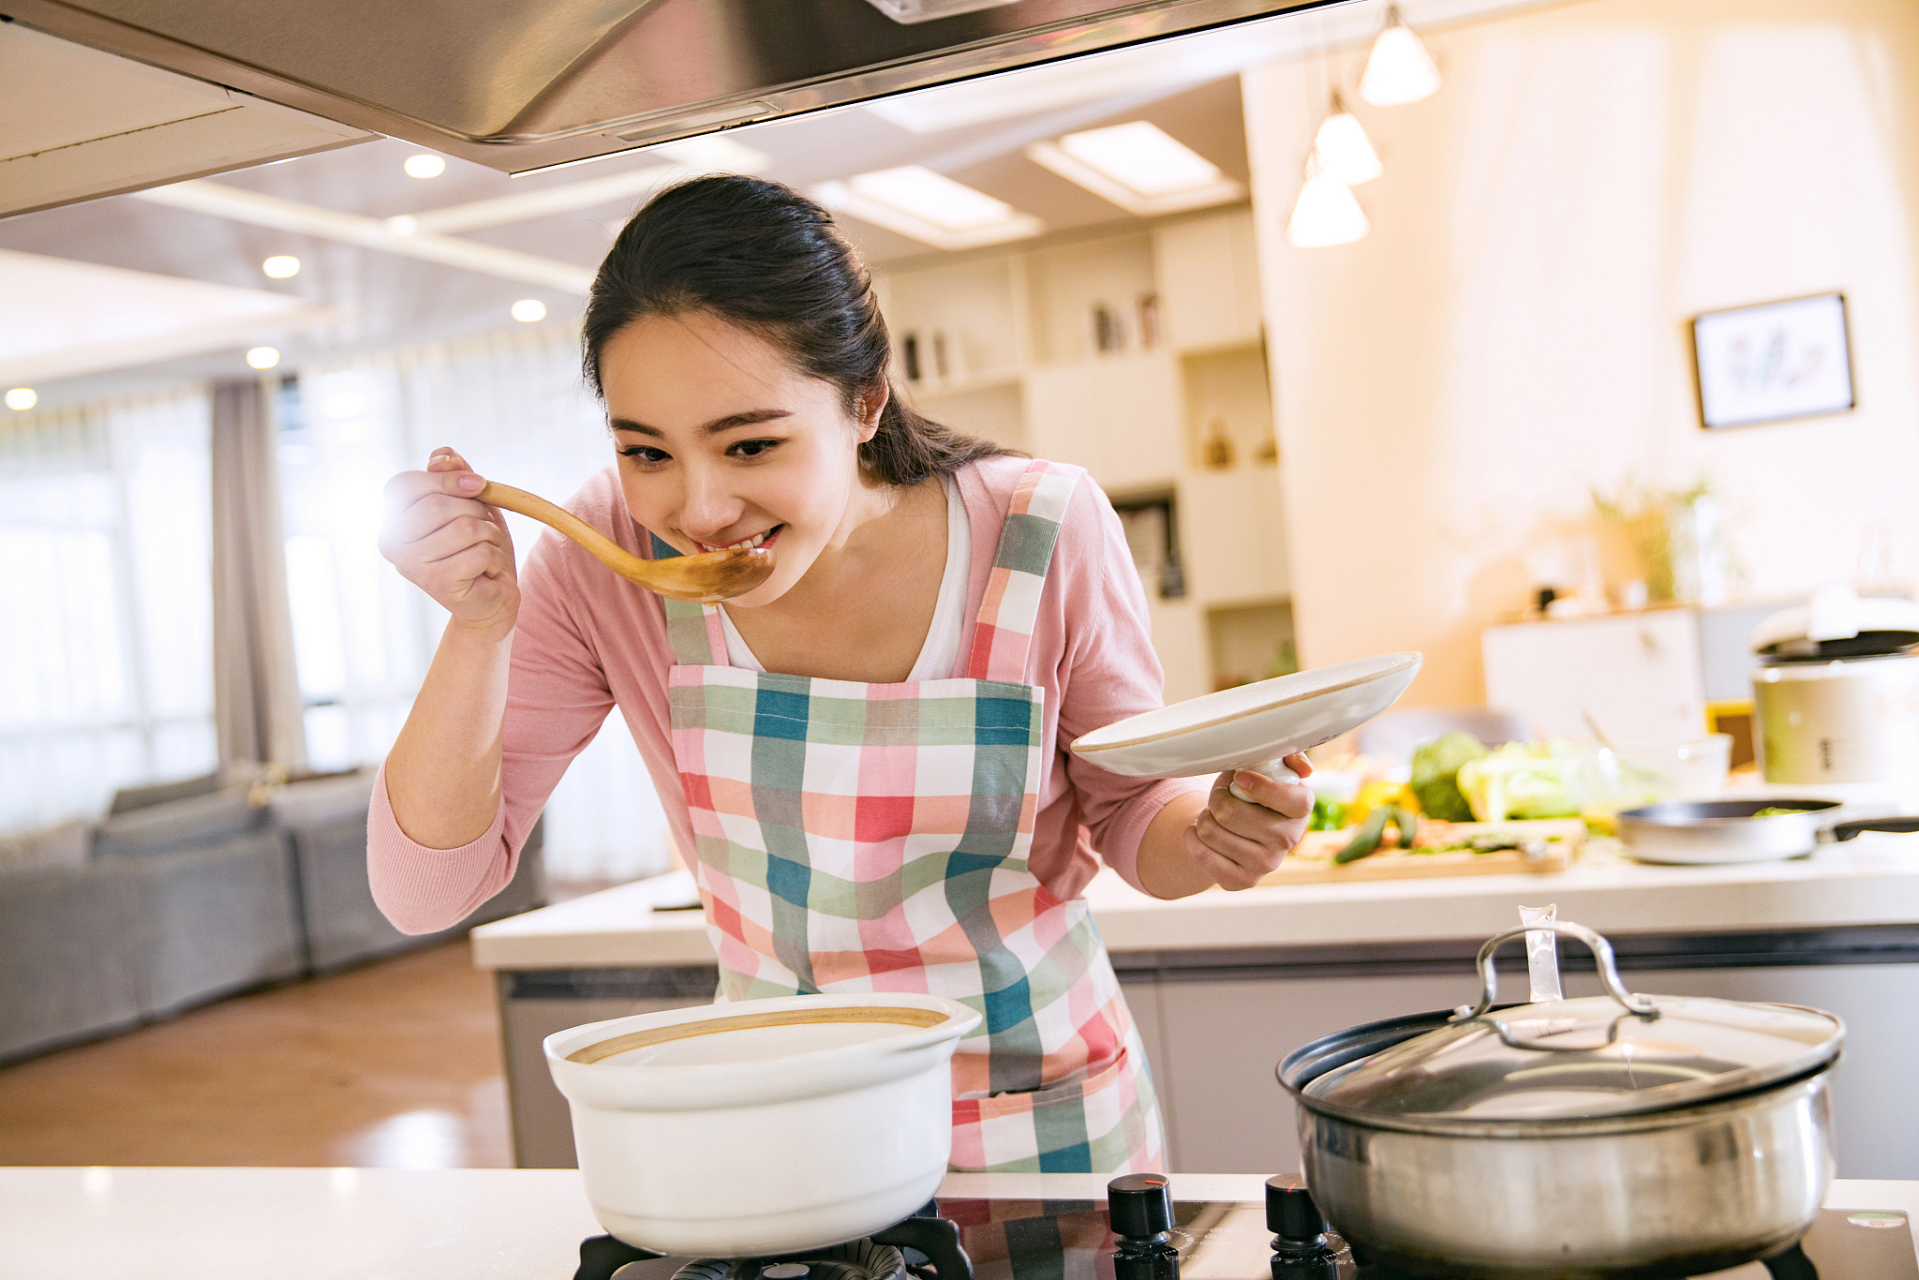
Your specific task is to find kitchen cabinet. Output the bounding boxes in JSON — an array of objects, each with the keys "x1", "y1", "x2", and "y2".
[
  {"x1": 1482, "y1": 601, "x2": 1802, "y2": 743},
  {"x1": 1482, "y1": 610, "x2": 1706, "y2": 740},
  {"x1": 874, "y1": 208, "x2": 1290, "y2": 695}
]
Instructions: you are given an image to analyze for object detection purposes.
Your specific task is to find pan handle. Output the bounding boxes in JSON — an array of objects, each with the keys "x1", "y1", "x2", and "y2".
[
  {"x1": 1831, "y1": 817, "x2": 1919, "y2": 842},
  {"x1": 1450, "y1": 921, "x2": 1659, "y2": 1026}
]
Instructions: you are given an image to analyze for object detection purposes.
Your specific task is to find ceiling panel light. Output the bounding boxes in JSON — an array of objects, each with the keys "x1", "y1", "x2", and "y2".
[
  {"x1": 1313, "y1": 97, "x2": 1383, "y2": 186},
  {"x1": 246, "y1": 346, "x2": 281, "y2": 369},
  {"x1": 816, "y1": 166, "x2": 1042, "y2": 251},
  {"x1": 404, "y1": 154, "x2": 447, "y2": 179},
  {"x1": 262, "y1": 254, "x2": 301, "y2": 278},
  {"x1": 1361, "y1": 7, "x2": 1442, "y2": 106},
  {"x1": 1287, "y1": 163, "x2": 1369, "y2": 249},
  {"x1": 1027, "y1": 121, "x2": 1245, "y2": 217},
  {"x1": 5, "y1": 387, "x2": 36, "y2": 411},
  {"x1": 511, "y1": 299, "x2": 547, "y2": 323}
]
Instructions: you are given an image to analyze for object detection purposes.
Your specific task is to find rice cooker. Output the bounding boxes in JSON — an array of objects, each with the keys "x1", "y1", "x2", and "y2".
[{"x1": 1750, "y1": 586, "x2": 1919, "y2": 786}]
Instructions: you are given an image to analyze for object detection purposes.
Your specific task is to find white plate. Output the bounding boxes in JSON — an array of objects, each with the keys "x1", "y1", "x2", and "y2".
[{"x1": 1071, "y1": 651, "x2": 1423, "y2": 780}]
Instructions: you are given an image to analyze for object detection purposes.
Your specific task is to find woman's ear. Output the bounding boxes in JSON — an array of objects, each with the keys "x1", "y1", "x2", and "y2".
[{"x1": 856, "y1": 381, "x2": 889, "y2": 444}]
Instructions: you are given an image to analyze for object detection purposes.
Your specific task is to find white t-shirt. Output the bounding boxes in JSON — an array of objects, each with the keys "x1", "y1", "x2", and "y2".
[{"x1": 718, "y1": 473, "x2": 972, "y2": 681}]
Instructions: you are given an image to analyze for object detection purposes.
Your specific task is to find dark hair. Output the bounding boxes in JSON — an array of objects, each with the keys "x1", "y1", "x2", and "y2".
[{"x1": 582, "y1": 174, "x2": 1010, "y2": 488}]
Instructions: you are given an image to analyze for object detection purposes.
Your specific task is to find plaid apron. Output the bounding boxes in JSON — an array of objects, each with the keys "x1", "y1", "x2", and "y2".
[{"x1": 661, "y1": 459, "x2": 1161, "y2": 1174}]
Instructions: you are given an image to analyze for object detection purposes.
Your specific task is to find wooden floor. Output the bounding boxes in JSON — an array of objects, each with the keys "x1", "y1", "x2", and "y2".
[{"x1": 0, "y1": 941, "x2": 512, "y2": 1168}]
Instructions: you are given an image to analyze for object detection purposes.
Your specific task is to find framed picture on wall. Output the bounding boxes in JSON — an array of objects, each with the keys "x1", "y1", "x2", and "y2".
[{"x1": 1690, "y1": 292, "x2": 1854, "y2": 429}]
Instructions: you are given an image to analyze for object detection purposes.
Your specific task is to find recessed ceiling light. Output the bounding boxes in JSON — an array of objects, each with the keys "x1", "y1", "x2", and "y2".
[
  {"x1": 262, "y1": 255, "x2": 301, "y2": 278},
  {"x1": 511, "y1": 299, "x2": 547, "y2": 323},
  {"x1": 816, "y1": 166, "x2": 1043, "y2": 251},
  {"x1": 246, "y1": 346, "x2": 281, "y2": 370},
  {"x1": 404, "y1": 154, "x2": 447, "y2": 179},
  {"x1": 1026, "y1": 122, "x2": 1245, "y2": 217},
  {"x1": 5, "y1": 387, "x2": 37, "y2": 411}
]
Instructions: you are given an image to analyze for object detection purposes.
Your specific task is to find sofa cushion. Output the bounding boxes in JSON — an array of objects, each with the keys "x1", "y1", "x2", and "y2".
[
  {"x1": 93, "y1": 786, "x2": 265, "y2": 859},
  {"x1": 265, "y1": 769, "x2": 376, "y2": 830},
  {"x1": 107, "y1": 770, "x2": 223, "y2": 816},
  {"x1": 0, "y1": 819, "x2": 93, "y2": 875}
]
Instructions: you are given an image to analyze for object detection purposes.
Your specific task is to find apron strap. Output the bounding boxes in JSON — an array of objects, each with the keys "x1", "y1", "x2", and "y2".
[
  {"x1": 655, "y1": 534, "x2": 729, "y2": 666},
  {"x1": 965, "y1": 459, "x2": 1083, "y2": 684}
]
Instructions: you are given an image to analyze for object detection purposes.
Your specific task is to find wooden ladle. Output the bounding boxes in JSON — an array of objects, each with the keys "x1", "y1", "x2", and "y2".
[{"x1": 478, "y1": 481, "x2": 775, "y2": 603}]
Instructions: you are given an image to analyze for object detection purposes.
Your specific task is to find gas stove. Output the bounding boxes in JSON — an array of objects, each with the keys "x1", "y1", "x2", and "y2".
[{"x1": 574, "y1": 1176, "x2": 1918, "y2": 1280}]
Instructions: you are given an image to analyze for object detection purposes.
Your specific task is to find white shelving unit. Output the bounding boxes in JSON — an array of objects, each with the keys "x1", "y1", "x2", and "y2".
[{"x1": 873, "y1": 207, "x2": 1290, "y2": 703}]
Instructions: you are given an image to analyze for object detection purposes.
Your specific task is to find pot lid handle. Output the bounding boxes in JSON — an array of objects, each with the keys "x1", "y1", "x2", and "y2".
[{"x1": 1450, "y1": 921, "x2": 1659, "y2": 1029}]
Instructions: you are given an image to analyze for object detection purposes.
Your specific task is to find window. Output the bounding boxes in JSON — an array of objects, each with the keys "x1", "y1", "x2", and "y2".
[{"x1": 0, "y1": 390, "x2": 215, "y2": 833}]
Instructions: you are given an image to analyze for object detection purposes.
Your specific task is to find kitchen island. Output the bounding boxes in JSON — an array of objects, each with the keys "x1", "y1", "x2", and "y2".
[{"x1": 473, "y1": 834, "x2": 1919, "y2": 1178}]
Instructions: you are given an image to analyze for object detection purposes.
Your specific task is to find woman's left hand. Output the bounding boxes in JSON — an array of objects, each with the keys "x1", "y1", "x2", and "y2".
[{"x1": 1184, "y1": 753, "x2": 1315, "y2": 891}]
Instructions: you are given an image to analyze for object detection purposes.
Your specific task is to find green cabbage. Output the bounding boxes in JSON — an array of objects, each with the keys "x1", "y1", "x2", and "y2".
[
  {"x1": 1408, "y1": 732, "x2": 1488, "y2": 822},
  {"x1": 1456, "y1": 743, "x2": 1580, "y2": 822}
]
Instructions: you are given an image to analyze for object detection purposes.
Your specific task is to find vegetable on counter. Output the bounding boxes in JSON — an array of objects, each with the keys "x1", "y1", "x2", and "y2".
[
  {"x1": 1456, "y1": 742, "x2": 1581, "y2": 823},
  {"x1": 1334, "y1": 804, "x2": 1422, "y2": 864},
  {"x1": 1409, "y1": 732, "x2": 1489, "y2": 823},
  {"x1": 1334, "y1": 807, "x2": 1393, "y2": 864},
  {"x1": 1309, "y1": 792, "x2": 1350, "y2": 831},
  {"x1": 1349, "y1": 778, "x2": 1420, "y2": 826}
]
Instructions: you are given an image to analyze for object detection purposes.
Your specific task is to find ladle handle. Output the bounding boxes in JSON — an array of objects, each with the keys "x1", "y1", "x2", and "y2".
[
  {"x1": 478, "y1": 481, "x2": 638, "y2": 577},
  {"x1": 1228, "y1": 757, "x2": 1309, "y2": 805},
  {"x1": 1450, "y1": 920, "x2": 1658, "y2": 1023}
]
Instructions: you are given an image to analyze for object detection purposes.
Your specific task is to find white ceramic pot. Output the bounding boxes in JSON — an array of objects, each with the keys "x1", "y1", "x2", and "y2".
[{"x1": 544, "y1": 992, "x2": 982, "y2": 1258}]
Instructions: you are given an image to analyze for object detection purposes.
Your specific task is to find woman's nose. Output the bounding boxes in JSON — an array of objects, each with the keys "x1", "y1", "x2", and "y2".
[{"x1": 676, "y1": 464, "x2": 743, "y2": 542}]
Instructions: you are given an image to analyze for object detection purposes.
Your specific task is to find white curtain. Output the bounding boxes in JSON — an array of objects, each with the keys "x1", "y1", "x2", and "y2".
[
  {"x1": 0, "y1": 389, "x2": 216, "y2": 834},
  {"x1": 279, "y1": 324, "x2": 673, "y2": 882}
]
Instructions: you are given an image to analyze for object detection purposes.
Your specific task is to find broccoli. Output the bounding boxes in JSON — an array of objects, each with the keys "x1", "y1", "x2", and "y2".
[{"x1": 1409, "y1": 732, "x2": 1488, "y2": 823}]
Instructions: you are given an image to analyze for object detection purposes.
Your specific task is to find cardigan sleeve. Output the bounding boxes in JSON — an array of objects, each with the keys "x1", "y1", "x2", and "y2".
[
  {"x1": 366, "y1": 516, "x2": 623, "y2": 934},
  {"x1": 1043, "y1": 475, "x2": 1209, "y2": 895}
]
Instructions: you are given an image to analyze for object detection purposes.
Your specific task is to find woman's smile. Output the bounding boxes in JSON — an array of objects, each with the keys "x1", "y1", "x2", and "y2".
[{"x1": 692, "y1": 524, "x2": 782, "y2": 554}]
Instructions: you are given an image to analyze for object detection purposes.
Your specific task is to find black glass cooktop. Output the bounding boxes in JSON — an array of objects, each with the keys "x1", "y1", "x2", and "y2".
[{"x1": 577, "y1": 1198, "x2": 1916, "y2": 1280}]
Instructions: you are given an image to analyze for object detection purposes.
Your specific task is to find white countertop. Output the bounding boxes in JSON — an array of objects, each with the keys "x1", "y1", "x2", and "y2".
[
  {"x1": 471, "y1": 832, "x2": 1919, "y2": 970},
  {"x1": 1, "y1": 1167, "x2": 1911, "y2": 1279}
]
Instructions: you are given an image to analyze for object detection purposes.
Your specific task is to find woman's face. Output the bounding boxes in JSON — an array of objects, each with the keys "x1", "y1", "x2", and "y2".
[{"x1": 598, "y1": 310, "x2": 877, "y2": 607}]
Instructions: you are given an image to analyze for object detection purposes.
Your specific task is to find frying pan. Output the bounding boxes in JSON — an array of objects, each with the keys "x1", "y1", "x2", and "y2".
[{"x1": 1616, "y1": 797, "x2": 1919, "y2": 864}]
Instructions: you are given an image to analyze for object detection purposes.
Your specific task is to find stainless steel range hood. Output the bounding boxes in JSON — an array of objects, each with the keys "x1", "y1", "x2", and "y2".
[{"x1": 6, "y1": 0, "x2": 1329, "y2": 174}]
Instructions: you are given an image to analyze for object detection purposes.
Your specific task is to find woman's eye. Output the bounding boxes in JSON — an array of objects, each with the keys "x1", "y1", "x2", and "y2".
[
  {"x1": 618, "y1": 444, "x2": 670, "y2": 465},
  {"x1": 730, "y1": 438, "x2": 778, "y2": 459}
]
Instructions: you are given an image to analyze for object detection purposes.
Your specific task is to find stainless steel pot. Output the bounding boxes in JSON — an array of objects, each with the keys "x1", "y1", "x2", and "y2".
[{"x1": 1277, "y1": 922, "x2": 1845, "y2": 1279}]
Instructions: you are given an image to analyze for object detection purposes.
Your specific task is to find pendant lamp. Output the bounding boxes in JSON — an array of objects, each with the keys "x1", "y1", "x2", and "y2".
[
  {"x1": 1287, "y1": 159, "x2": 1369, "y2": 248},
  {"x1": 1312, "y1": 93, "x2": 1383, "y2": 185},
  {"x1": 1360, "y1": 6, "x2": 1441, "y2": 106}
]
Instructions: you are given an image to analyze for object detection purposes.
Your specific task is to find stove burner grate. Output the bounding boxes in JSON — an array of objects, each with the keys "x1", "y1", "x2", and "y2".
[
  {"x1": 574, "y1": 1202, "x2": 972, "y2": 1280},
  {"x1": 676, "y1": 1240, "x2": 906, "y2": 1280}
]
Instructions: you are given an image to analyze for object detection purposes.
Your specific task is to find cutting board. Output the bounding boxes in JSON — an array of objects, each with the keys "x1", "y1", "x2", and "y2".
[{"x1": 1257, "y1": 818, "x2": 1585, "y2": 885}]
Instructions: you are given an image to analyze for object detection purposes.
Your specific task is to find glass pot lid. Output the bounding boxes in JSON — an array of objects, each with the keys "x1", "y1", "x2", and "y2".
[{"x1": 1299, "y1": 922, "x2": 1844, "y2": 1124}]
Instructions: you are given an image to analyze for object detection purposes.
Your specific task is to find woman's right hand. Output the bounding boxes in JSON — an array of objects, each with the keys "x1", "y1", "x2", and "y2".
[{"x1": 379, "y1": 447, "x2": 519, "y2": 637}]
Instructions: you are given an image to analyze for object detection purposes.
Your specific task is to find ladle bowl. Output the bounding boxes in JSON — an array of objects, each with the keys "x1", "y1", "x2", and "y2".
[{"x1": 480, "y1": 481, "x2": 774, "y2": 603}]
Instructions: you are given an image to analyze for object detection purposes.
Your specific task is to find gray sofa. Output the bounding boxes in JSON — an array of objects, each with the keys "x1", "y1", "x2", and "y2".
[{"x1": 0, "y1": 771, "x2": 544, "y2": 1065}]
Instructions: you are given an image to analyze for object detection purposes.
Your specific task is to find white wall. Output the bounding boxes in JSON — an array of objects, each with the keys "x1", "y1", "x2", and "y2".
[{"x1": 1244, "y1": 0, "x2": 1919, "y2": 705}]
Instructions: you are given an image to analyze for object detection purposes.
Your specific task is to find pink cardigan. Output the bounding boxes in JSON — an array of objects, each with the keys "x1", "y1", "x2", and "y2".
[{"x1": 368, "y1": 454, "x2": 1204, "y2": 934}]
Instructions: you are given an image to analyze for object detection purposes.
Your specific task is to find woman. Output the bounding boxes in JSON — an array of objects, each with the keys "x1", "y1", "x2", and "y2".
[{"x1": 372, "y1": 175, "x2": 1311, "y2": 1174}]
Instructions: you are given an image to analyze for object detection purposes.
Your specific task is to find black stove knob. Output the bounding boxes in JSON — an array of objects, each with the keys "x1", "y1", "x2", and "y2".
[
  {"x1": 1266, "y1": 1178, "x2": 1339, "y2": 1280},
  {"x1": 1265, "y1": 1177, "x2": 1328, "y2": 1245},
  {"x1": 1107, "y1": 1173, "x2": 1175, "y2": 1241}
]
